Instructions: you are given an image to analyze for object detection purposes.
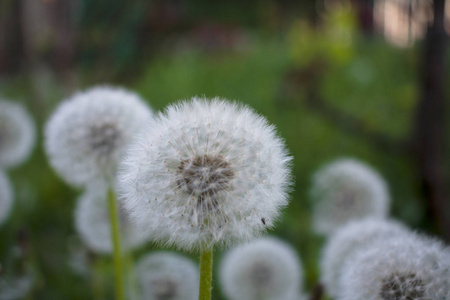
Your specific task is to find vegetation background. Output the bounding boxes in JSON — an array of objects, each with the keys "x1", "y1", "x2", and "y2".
[{"x1": 0, "y1": 0, "x2": 449, "y2": 299}]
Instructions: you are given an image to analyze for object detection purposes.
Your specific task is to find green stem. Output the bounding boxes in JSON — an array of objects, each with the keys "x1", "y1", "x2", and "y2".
[
  {"x1": 91, "y1": 255, "x2": 105, "y2": 300},
  {"x1": 124, "y1": 251, "x2": 139, "y2": 300},
  {"x1": 198, "y1": 245, "x2": 213, "y2": 300},
  {"x1": 108, "y1": 188, "x2": 125, "y2": 300}
]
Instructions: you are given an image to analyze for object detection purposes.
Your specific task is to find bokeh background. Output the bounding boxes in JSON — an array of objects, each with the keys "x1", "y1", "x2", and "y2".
[{"x1": 1, "y1": 0, "x2": 450, "y2": 299}]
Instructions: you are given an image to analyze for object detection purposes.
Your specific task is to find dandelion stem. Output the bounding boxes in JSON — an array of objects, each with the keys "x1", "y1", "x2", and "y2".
[
  {"x1": 198, "y1": 245, "x2": 213, "y2": 300},
  {"x1": 107, "y1": 188, "x2": 125, "y2": 300}
]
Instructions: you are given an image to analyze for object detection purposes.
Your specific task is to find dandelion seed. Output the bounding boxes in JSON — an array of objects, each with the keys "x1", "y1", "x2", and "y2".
[
  {"x1": 118, "y1": 98, "x2": 292, "y2": 251},
  {"x1": 0, "y1": 100, "x2": 35, "y2": 169},
  {"x1": 338, "y1": 234, "x2": 450, "y2": 300},
  {"x1": 44, "y1": 86, "x2": 153, "y2": 187},
  {"x1": 0, "y1": 171, "x2": 13, "y2": 227},
  {"x1": 74, "y1": 188, "x2": 149, "y2": 254},
  {"x1": 135, "y1": 252, "x2": 199, "y2": 300},
  {"x1": 219, "y1": 237, "x2": 303, "y2": 300},
  {"x1": 320, "y1": 218, "x2": 410, "y2": 298},
  {"x1": 310, "y1": 158, "x2": 390, "y2": 235}
]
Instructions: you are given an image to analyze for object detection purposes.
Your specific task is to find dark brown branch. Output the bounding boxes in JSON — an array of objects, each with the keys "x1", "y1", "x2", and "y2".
[{"x1": 309, "y1": 282, "x2": 324, "y2": 300}]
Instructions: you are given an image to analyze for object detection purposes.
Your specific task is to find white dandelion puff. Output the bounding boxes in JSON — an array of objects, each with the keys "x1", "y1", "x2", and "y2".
[
  {"x1": 0, "y1": 275, "x2": 33, "y2": 300},
  {"x1": 118, "y1": 98, "x2": 292, "y2": 251},
  {"x1": 338, "y1": 234, "x2": 450, "y2": 300},
  {"x1": 74, "y1": 188, "x2": 149, "y2": 254},
  {"x1": 0, "y1": 171, "x2": 14, "y2": 227},
  {"x1": 320, "y1": 218, "x2": 410, "y2": 298},
  {"x1": 135, "y1": 251, "x2": 199, "y2": 300},
  {"x1": 0, "y1": 100, "x2": 35, "y2": 169},
  {"x1": 44, "y1": 86, "x2": 153, "y2": 188},
  {"x1": 219, "y1": 237, "x2": 303, "y2": 300},
  {"x1": 310, "y1": 158, "x2": 390, "y2": 235}
]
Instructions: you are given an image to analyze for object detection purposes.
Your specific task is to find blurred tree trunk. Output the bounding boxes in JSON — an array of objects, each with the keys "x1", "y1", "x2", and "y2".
[
  {"x1": 412, "y1": 0, "x2": 450, "y2": 241},
  {"x1": 20, "y1": 0, "x2": 81, "y2": 108},
  {"x1": 352, "y1": 0, "x2": 375, "y2": 36},
  {"x1": 21, "y1": 0, "x2": 80, "y2": 72},
  {"x1": 0, "y1": 0, "x2": 23, "y2": 73}
]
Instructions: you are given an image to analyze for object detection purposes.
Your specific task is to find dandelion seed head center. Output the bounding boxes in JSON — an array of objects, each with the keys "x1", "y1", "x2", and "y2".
[
  {"x1": 177, "y1": 154, "x2": 234, "y2": 197},
  {"x1": 88, "y1": 122, "x2": 122, "y2": 155},
  {"x1": 249, "y1": 261, "x2": 274, "y2": 287},
  {"x1": 380, "y1": 273, "x2": 425, "y2": 300},
  {"x1": 151, "y1": 278, "x2": 178, "y2": 300}
]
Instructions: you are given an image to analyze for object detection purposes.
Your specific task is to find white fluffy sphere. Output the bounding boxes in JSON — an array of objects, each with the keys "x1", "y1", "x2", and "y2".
[
  {"x1": 0, "y1": 171, "x2": 13, "y2": 227},
  {"x1": 0, "y1": 275, "x2": 33, "y2": 300},
  {"x1": 219, "y1": 237, "x2": 303, "y2": 300},
  {"x1": 0, "y1": 100, "x2": 35, "y2": 168},
  {"x1": 74, "y1": 188, "x2": 148, "y2": 254},
  {"x1": 135, "y1": 252, "x2": 199, "y2": 300},
  {"x1": 338, "y1": 235, "x2": 450, "y2": 300},
  {"x1": 44, "y1": 86, "x2": 153, "y2": 188},
  {"x1": 320, "y1": 218, "x2": 410, "y2": 298},
  {"x1": 119, "y1": 98, "x2": 292, "y2": 250},
  {"x1": 310, "y1": 158, "x2": 390, "y2": 235}
]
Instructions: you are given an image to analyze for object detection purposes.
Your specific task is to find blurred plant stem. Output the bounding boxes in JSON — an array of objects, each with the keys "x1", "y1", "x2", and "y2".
[
  {"x1": 107, "y1": 188, "x2": 125, "y2": 300},
  {"x1": 125, "y1": 251, "x2": 139, "y2": 300},
  {"x1": 308, "y1": 282, "x2": 324, "y2": 300},
  {"x1": 91, "y1": 255, "x2": 105, "y2": 300},
  {"x1": 198, "y1": 245, "x2": 213, "y2": 300}
]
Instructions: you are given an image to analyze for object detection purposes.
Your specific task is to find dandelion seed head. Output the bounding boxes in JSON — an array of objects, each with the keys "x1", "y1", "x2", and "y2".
[
  {"x1": 310, "y1": 158, "x2": 390, "y2": 235},
  {"x1": 44, "y1": 86, "x2": 153, "y2": 187},
  {"x1": 0, "y1": 101, "x2": 35, "y2": 168},
  {"x1": 135, "y1": 252, "x2": 199, "y2": 300},
  {"x1": 339, "y1": 234, "x2": 450, "y2": 300},
  {"x1": 0, "y1": 171, "x2": 13, "y2": 227},
  {"x1": 320, "y1": 218, "x2": 409, "y2": 298},
  {"x1": 74, "y1": 188, "x2": 148, "y2": 254},
  {"x1": 0, "y1": 275, "x2": 33, "y2": 300},
  {"x1": 119, "y1": 98, "x2": 292, "y2": 250},
  {"x1": 219, "y1": 237, "x2": 302, "y2": 300}
]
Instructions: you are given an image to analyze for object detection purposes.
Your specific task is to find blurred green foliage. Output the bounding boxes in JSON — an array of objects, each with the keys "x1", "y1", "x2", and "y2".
[{"x1": 0, "y1": 5, "x2": 437, "y2": 300}]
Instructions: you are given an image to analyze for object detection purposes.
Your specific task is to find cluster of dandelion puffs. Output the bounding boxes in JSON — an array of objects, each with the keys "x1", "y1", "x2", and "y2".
[
  {"x1": 5, "y1": 82, "x2": 447, "y2": 300},
  {"x1": 42, "y1": 89, "x2": 295, "y2": 300}
]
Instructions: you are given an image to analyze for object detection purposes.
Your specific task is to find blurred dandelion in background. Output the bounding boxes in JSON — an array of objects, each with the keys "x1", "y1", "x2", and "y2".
[
  {"x1": 0, "y1": 100, "x2": 35, "y2": 169},
  {"x1": 320, "y1": 218, "x2": 410, "y2": 298},
  {"x1": 310, "y1": 158, "x2": 390, "y2": 235},
  {"x1": 0, "y1": 171, "x2": 13, "y2": 227},
  {"x1": 219, "y1": 237, "x2": 303, "y2": 300},
  {"x1": 44, "y1": 86, "x2": 153, "y2": 188},
  {"x1": 135, "y1": 252, "x2": 199, "y2": 300},
  {"x1": 0, "y1": 275, "x2": 33, "y2": 300},
  {"x1": 74, "y1": 187, "x2": 149, "y2": 254},
  {"x1": 338, "y1": 234, "x2": 450, "y2": 300}
]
